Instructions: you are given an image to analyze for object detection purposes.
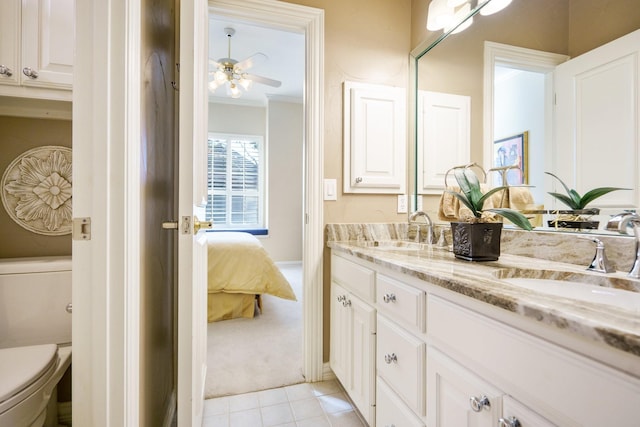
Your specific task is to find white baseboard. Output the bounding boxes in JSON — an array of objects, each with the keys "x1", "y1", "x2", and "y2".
[
  {"x1": 163, "y1": 390, "x2": 176, "y2": 427},
  {"x1": 275, "y1": 260, "x2": 303, "y2": 267},
  {"x1": 322, "y1": 363, "x2": 336, "y2": 381}
]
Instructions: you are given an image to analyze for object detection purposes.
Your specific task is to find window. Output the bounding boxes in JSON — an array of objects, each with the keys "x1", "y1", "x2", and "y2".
[{"x1": 206, "y1": 133, "x2": 265, "y2": 230}]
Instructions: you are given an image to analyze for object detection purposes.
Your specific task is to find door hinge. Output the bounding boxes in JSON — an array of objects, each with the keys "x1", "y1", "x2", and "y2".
[{"x1": 72, "y1": 217, "x2": 91, "y2": 241}]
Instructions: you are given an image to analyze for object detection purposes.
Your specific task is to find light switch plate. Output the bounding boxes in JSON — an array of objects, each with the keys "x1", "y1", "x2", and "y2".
[
  {"x1": 324, "y1": 179, "x2": 337, "y2": 201},
  {"x1": 397, "y1": 195, "x2": 407, "y2": 213}
]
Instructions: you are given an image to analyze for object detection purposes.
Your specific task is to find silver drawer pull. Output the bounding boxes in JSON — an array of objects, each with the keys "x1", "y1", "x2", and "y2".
[
  {"x1": 355, "y1": 176, "x2": 363, "y2": 183},
  {"x1": 383, "y1": 293, "x2": 396, "y2": 303},
  {"x1": 0, "y1": 65, "x2": 12, "y2": 76},
  {"x1": 22, "y1": 67, "x2": 39, "y2": 78},
  {"x1": 469, "y1": 395, "x2": 490, "y2": 412},
  {"x1": 342, "y1": 299, "x2": 351, "y2": 307},
  {"x1": 65, "y1": 303, "x2": 72, "y2": 314},
  {"x1": 498, "y1": 417, "x2": 521, "y2": 427},
  {"x1": 337, "y1": 295, "x2": 345, "y2": 302},
  {"x1": 384, "y1": 353, "x2": 397, "y2": 364}
]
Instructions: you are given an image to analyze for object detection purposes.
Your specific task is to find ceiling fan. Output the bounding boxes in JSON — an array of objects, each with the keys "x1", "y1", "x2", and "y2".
[{"x1": 208, "y1": 27, "x2": 282, "y2": 98}]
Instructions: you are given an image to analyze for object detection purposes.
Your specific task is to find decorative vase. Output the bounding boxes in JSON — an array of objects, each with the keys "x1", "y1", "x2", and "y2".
[{"x1": 450, "y1": 222, "x2": 503, "y2": 261}]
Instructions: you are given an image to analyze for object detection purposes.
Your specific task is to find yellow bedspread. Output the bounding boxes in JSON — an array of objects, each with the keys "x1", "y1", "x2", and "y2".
[{"x1": 206, "y1": 232, "x2": 297, "y2": 301}]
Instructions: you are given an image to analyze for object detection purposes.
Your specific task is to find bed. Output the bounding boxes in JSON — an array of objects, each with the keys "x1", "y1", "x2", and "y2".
[{"x1": 206, "y1": 232, "x2": 297, "y2": 322}]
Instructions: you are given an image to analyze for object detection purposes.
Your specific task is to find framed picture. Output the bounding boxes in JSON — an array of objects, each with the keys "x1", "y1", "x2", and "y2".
[{"x1": 492, "y1": 131, "x2": 528, "y2": 185}]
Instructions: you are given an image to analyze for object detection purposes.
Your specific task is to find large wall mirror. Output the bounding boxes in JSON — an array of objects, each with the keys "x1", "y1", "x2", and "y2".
[{"x1": 411, "y1": 0, "x2": 640, "y2": 234}]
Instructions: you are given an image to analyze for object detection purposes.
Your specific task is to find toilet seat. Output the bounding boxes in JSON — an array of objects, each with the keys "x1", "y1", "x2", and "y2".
[{"x1": 0, "y1": 344, "x2": 58, "y2": 415}]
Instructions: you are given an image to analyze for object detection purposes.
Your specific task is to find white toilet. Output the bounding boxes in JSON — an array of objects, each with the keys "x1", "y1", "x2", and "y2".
[{"x1": 0, "y1": 256, "x2": 72, "y2": 427}]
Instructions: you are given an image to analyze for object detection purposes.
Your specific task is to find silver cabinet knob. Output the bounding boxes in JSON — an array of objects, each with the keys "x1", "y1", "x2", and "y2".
[
  {"x1": 355, "y1": 177, "x2": 363, "y2": 183},
  {"x1": 384, "y1": 353, "x2": 397, "y2": 364},
  {"x1": 498, "y1": 417, "x2": 521, "y2": 427},
  {"x1": 342, "y1": 298, "x2": 351, "y2": 307},
  {"x1": 22, "y1": 67, "x2": 39, "y2": 78},
  {"x1": 383, "y1": 293, "x2": 396, "y2": 303},
  {"x1": 337, "y1": 295, "x2": 345, "y2": 302},
  {"x1": 65, "y1": 303, "x2": 72, "y2": 314},
  {"x1": 469, "y1": 395, "x2": 491, "y2": 412},
  {"x1": 0, "y1": 65, "x2": 12, "y2": 76}
]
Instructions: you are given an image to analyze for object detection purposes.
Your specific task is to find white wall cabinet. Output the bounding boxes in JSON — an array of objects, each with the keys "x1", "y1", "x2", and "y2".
[
  {"x1": 329, "y1": 250, "x2": 640, "y2": 427},
  {"x1": 343, "y1": 81, "x2": 407, "y2": 194},
  {"x1": 330, "y1": 255, "x2": 377, "y2": 426},
  {"x1": 0, "y1": 0, "x2": 74, "y2": 101}
]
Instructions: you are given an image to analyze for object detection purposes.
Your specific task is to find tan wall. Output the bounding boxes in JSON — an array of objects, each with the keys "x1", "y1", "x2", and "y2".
[
  {"x1": 0, "y1": 115, "x2": 72, "y2": 258},
  {"x1": 286, "y1": 0, "x2": 412, "y2": 225}
]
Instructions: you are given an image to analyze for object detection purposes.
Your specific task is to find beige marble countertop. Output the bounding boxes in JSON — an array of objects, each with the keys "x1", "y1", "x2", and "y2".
[{"x1": 328, "y1": 240, "x2": 640, "y2": 362}]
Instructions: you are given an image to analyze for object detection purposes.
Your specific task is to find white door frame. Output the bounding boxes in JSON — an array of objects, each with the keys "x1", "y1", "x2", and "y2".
[
  {"x1": 209, "y1": 0, "x2": 325, "y2": 382},
  {"x1": 73, "y1": 0, "x2": 143, "y2": 425}
]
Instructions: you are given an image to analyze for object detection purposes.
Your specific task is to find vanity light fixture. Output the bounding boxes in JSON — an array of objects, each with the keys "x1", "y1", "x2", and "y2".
[
  {"x1": 479, "y1": 0, "x2": 512, "y2": 16},
  {"x1": 427, "y1": 0, "x2": 454, "y2": 31},
  {"x1": 445, "y1": 2, "x2": 473, "y2": 34}
]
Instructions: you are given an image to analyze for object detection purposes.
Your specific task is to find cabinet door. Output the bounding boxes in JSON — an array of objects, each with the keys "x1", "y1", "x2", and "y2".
[
  {"x1": 377, "y1": 377, "x2": 425, "y2": 427},
  {"x1": 343, "y1": 81, "x2": 406, "y2": 194},
  {"x1": 0, "y1": 0, "x2": 20, "y2": 86},
  {"x1": 349, "y1": 295, "x2": 376, "y2": 425},
  {"x1": 330, "y1": 281, "x2": 351, "y2": 388},
  {"x1": 427, "y1": 347, "x2": 502, "y2": 427},
  {"x1": 21, "y1": 0, "x2": 74, "y2": 89}
]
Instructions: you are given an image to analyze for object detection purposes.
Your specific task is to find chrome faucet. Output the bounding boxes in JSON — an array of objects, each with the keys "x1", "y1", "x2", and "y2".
[
  {"x1": 582, "y1": 237, "x2": 615, "y2": 273},
  {"x1": 409, "y1": 210, "x2": 434, "y2": 244},
  {"x1": 606, "y1": 212, "x2": 640, "y2": 278}
]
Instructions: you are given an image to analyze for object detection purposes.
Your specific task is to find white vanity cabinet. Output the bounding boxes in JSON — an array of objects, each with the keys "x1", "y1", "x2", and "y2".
[
  {"x1": 330, "y1": 254, "x2": 377, "y2": 426},
  {"x1": 0, "y1": 0, "x2": 74, "y2": 100},
  {"x1": 329, "y1": 249, "x2": 640, "y2": 427}
]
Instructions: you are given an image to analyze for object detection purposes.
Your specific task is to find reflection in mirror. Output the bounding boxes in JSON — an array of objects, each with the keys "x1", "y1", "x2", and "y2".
[{"x1": 412, "y1": 0, "x2": 640, "y2": 235}]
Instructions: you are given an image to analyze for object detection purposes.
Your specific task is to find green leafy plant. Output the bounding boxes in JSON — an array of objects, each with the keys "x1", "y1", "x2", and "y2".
[
  {"x1": 545, "y1": 172, "x2": 629, "y2": 210},
  {"x1": 445, "y1": 167, "x2": 533, "y2": 231}
]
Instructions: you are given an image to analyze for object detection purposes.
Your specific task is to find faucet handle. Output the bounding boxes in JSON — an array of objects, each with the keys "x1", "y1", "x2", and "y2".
[{"x1": 581, "y1": 237, "x2": 615, "y2": 273}]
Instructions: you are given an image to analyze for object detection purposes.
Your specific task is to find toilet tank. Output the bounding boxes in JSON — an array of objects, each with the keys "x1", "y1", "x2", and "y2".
[{"x1": 0, "y1": 256, "x2": 72, "y2": 349}]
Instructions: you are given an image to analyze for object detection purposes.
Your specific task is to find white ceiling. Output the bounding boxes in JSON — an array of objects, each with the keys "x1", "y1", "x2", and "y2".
[{"x1": 208, "y1": 16, "x2": 305, "y2": 105}]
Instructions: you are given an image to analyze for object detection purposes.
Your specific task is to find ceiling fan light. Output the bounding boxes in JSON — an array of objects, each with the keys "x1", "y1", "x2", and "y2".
[
  {"x1": 214, "y1": 70, "x2": 227, "y2": 84},
  {"x1": 238, "y1": 77, "x2": 253, "y2": 91},
  {"x1": 208, "y1": 80, "x2": 221, "y2": 92},
  {"x1": 227, "y1": 82, "x2": 242, "y2": 98},
  {"x1": 427, "y1": 0, "x2": 454, "y2": 31},
  {"x1": 479, "y1": 0, "x2": 512, "y2": 16}
]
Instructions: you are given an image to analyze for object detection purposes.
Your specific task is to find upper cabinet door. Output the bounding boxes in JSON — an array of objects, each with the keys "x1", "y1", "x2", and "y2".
[
  {"x1": 343, "y1": 81, "x2": 407, "y2": 194},
  {"x1": 554, "y1": 29, "x2": 640, "y2": 210},
  {"x1": 0, "y1": 0, "x2": 21, "y2": 86},
  {"x1": 21, "y1": 0, "x2": 74, "y2": 90},
  {"x1": 417, "y1": 90, "x2": 470, "y2": 194}
]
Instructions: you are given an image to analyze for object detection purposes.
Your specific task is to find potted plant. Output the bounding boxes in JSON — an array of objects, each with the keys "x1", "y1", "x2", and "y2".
[
  {"x1": 545, "y1": 172, "x2": 629, "y2": 229},
  {"x1": 446, "y1": 167, "x2": 532, "y2": 261}
]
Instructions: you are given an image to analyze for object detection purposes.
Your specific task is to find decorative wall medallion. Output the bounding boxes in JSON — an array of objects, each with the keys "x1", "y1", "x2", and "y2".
[{"x1": 1, "y1": 146, "x2": 72, "y2": 236}]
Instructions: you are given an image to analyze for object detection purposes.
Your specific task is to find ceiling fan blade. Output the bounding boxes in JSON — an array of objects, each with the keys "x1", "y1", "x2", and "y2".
[
  {"x1": 234, "y1": 53, "x2": 267, "y2": 71},
  {"x1": 244, "y1": 73, "x2": 282, "y2": 88}
]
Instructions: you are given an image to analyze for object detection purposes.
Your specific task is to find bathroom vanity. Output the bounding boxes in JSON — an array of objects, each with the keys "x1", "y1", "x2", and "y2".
[{"x1": 328, "y1": 230, "x2": 640, "y2": 427}]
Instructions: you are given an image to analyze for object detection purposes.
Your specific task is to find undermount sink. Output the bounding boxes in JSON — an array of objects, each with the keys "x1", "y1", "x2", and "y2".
[{"x1": 493, "y1": 268, "x2": 640, "y2": 312}]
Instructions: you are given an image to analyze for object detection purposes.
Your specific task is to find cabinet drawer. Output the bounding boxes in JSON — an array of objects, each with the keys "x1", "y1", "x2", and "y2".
[
  {"x1": 376, "y1": 314, "x2": 425, "y2": 416},
  {"x1": 502, "y1": 396, "x2": 555, "y2": 427},
  {"x1": 377, "y1": 274, "x2": 425, "y2": 333},
  {"x1": 427, "y1": 294, "x2": 640, "y2": 426},
  {"x1": 376, "y1": 377, "x2": 424, "y2": 427},
  {"x1": 331, "y1": 254, "x2": 375, "y2": 302}
]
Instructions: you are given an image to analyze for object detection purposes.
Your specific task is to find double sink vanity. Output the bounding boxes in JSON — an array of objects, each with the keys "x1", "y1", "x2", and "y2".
[{"x1": 326, "y1": 223, "x2": 640, "y2": 427}]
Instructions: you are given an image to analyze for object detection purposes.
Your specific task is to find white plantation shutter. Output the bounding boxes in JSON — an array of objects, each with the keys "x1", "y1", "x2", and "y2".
[{"x1": 206, "y1": 134, "x2": 264, "y2": 228}]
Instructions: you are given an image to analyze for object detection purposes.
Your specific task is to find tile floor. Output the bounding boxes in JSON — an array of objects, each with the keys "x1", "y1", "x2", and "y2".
[{"x1": 202, "y1": 380, "x2": 367, "y2": 427}]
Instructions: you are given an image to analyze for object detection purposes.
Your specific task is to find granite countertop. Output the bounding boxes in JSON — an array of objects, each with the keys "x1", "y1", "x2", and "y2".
[{"x1": 328, "y1": 240, "x2": 640, "y2": 363}]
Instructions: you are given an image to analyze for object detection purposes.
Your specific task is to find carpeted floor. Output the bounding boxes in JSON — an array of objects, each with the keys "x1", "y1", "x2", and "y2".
[{"x1": 204, "y1": 263, "x2": 305, "y2": 398}]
